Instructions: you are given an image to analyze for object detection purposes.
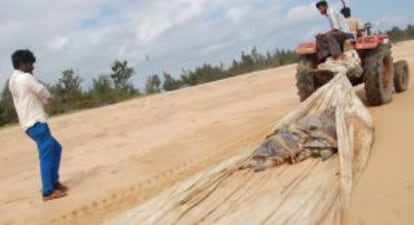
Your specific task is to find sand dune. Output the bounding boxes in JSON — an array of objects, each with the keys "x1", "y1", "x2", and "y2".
[{"x1": 0, "y1": 41, "x2": 413, "y2": 225}]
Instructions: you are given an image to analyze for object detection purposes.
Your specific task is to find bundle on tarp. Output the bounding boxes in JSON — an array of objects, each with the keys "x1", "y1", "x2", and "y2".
[{"x1": 105, "y1": 73, "x2": 374, "y2": 225}]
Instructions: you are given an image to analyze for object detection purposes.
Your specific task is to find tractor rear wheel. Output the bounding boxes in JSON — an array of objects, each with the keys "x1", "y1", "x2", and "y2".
[
  {"x1": 363, "y1": 43, "x2": 393, "y2": 106},
  {"x1": 296, "y1": 55, "x2": 316, "y2": 102},
  {"x1": 393, "y1": 60, "x2": 410, "y2": 93}
]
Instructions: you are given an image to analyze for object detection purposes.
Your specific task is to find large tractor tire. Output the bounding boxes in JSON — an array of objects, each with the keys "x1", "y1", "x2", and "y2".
[
  {"x1": 393, "y1": 60, "x2": 410, "y2": 93},
  {"x1": 363, "y1": 43, "x2": 394, "y2": 106},
  {"x1": 296, "y1": 55, "x2": 316, "y2": 102}
]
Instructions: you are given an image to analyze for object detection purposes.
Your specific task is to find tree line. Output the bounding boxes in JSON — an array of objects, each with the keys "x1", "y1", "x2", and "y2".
[
  {"x1": 0, "y1": 46, "x2": 297, "y2": 127},
  {"x1": 1, "y1": 24, "x2": 413, "y2": 127},
  {"x1": 387, "y1": 24, "x2": 414, "y2": 42}
]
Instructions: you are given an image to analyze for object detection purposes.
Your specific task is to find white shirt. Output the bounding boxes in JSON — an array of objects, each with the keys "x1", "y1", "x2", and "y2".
[
  {"x1": 8, "y1": 70, "x2": 52, "y2": 130},
  {"x1": 326, "y1": 8, "x2": 351, "y2": 33}
]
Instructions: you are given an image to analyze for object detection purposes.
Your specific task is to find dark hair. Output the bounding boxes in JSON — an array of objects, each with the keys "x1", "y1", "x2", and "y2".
[
  {"x1": 340, "y1": 7, "x2": 351, "y2": 18},
  {"x1": 11, "y1": 49, "x2": 36, "y2": 69},
  {"x1": 316, "y1": 0, "x2": 328, "y2": 8}
]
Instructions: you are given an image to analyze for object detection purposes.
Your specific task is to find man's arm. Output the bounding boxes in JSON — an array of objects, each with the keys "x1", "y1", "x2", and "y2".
[
  {"x1": 39, "y1": 88, "x2": 53, "y2": 104},
  {"x1": 327, "y1": 9, "x2": 341, "y2": 31},
  {"x1": 24, "y1": 74, "x2": 52, "y2": 104}
]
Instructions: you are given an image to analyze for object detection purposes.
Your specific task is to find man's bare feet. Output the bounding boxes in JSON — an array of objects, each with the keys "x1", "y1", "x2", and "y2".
[
  {"x1": 43, "y1": 190, "x2": 67, "y2": 201},
  {"x1": 55, "y1": 182, "x2": 69, "y2": 192}
]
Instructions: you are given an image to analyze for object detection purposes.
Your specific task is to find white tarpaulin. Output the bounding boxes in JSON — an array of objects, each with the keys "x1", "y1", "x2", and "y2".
[{"x1": 105, "y1": 73, "x2": 374, "y2": 225}]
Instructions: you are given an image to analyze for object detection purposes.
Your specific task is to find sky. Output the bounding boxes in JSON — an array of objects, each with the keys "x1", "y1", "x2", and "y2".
[{"x1": 0, "y1": 0, "x2": 412, "y2": 89}]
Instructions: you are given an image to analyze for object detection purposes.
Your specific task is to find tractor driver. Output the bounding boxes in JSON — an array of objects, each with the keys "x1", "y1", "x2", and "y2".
[{"x1": 315, "y1": 0, "x2": 353, "y2": 61}]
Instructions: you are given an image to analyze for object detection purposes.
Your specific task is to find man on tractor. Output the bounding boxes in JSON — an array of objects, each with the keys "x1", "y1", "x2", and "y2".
[
  {"x1": 340, "y1": 6, "x2": 366, "y2": 38},
  {"x1": 315, "y1": 0, "x2": 353, "y2": 61},
  {"x1": 295, "y1": 1, "x2": 410, "y2": 106}
]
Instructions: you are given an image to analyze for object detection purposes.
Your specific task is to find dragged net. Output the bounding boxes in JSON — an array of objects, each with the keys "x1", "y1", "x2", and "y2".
[{"x1": 105, "y1": 73, "x2": 374, "y2": 225}]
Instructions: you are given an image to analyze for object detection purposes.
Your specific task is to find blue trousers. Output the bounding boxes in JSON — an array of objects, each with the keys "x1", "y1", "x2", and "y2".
[{"x1": 26, "y1": 122, "x2": 62, "y2": 197}]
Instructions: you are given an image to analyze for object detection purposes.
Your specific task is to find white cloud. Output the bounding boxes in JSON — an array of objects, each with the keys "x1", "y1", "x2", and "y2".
[
  {"x1": 0, "y1": 0, "x2": 410, "y2": 90},
  {"x1": 226, "y1": 5, "x2": 252, "y2": 23},
  {"x1": 285, "y1": 3, "x2": 318, "y2": 22},
  {"x1": 47, "y1": 36, "x2": 69, "y2": 50}
]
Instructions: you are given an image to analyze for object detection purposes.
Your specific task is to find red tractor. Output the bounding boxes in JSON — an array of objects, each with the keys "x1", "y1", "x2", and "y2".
[{"x1": 295, "y1": 32, "x2": 410, "y2": 106}]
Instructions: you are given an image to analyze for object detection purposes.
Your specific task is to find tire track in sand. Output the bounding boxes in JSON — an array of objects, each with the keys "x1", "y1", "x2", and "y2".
[{"x1": 41, "y1": 123, "x2": 272, "y2": 225}]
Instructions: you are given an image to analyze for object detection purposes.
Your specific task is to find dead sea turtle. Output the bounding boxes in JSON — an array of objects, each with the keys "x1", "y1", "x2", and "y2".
[
  {"x1": 294, "y1": 107, "x2": 337, "y2": 161},
  {"x1": 242, "y1": 125, "x2": 304, "y2": 172},
  {"x1": 241, "y1": 107, "x2": 338, "y2": 172}
]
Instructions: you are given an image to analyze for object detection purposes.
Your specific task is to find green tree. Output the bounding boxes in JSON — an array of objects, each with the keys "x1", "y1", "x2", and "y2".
[
  {"x1": 145, "y1": 74, "x2": 161, "y2": 94},
  {"x1": 388, "y1": 26, "x2": 406, "y2": 42},
  {"x1": 240, "y1": 51, "x2": 255, "y2": 72},
  {"x1": 251, "y1": 47, "x2": 265, "y2": 67},
  {"x1": 92, "y1": 75, "x2": 113, "y2": 95},
  {"x1": 110, "y1": 60, "x2": 135, "y2": 92},
  {"x1": 47, "y1": 69, "x2": 84, "y2": 114},
  {"x1": 179, "y1": 64, "x2": 227, "y2": 86},
  {"x1": 162, "y1": 72, "x2": 180, "y2": 91},
  {"x1": 86, "y1": 74, "x2": 116, "y2": 106},
  {"x1": 0, "y1": 81, "x2": 17, "y2": 126},
  {"x1": 58, "y1": 69, "x2": 82, "y2": 93},
  {"x1": 407, "y1": 25, "x2": 414, "y2": 38}
]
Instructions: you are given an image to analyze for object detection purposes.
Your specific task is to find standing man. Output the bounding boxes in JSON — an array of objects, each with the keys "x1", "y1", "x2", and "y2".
[
  {"x1": 8, "y1": 49, "x2": 68, "y2": 201},
  {"x1": 315, "y1": 0, "x2": 352, "y2": 60}
]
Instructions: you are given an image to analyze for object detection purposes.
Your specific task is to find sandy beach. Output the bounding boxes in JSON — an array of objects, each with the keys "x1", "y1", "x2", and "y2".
[{"x1": 0, "y1": 40, "x2": 413, "y2": 225}]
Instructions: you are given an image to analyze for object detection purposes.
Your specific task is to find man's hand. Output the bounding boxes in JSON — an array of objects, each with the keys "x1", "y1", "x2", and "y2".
[
  {"x1": 43, "y1": 96, "x2": 54, "y2": 105},
  {"x1": 38, "y1": 87, "x2": 53, "y2": 105}
]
